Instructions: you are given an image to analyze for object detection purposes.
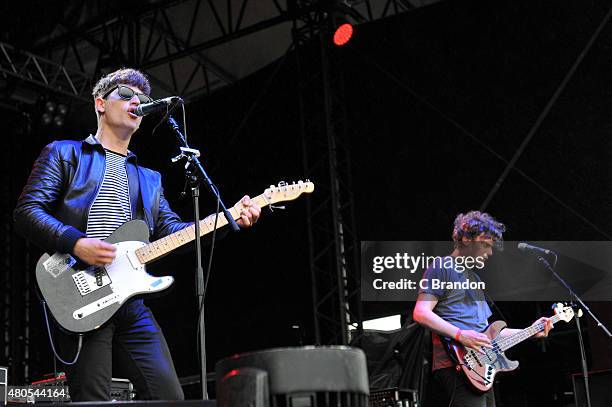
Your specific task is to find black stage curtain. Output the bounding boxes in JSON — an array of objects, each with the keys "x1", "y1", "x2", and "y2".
[{"x1": 351, "y1": 322, "x2": 432, "y2": 402}]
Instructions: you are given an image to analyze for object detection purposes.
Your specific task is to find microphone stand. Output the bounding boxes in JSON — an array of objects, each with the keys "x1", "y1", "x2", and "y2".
[
  {"x1": 166, "y1": 114, "x2": 239, "y2": 400},
  {"x1": 538, "y1": 255, "x2": 612, "y2": 407}
]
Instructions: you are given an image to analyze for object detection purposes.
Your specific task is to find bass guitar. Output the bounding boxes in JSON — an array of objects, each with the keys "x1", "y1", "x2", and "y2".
[{"x1": 444, "y1": 303, "x2": 575, "y2": 391}]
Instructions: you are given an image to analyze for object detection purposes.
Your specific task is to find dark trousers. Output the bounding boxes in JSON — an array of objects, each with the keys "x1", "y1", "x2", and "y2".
[
  {"x1": 56, "y1": 299, "x2": 184, "y2": 401},
  {"x1": 430, "y1": 367, "x2": 495, "y2": 407}
]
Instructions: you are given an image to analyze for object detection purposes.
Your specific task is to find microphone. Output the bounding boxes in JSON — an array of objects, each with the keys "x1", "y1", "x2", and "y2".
[
  {"x1": 517, "y1": 242, "x2": 553, "y2": 256},
  {"x1": 133, "y1": 96, "x2": 182, "y2": 116}
]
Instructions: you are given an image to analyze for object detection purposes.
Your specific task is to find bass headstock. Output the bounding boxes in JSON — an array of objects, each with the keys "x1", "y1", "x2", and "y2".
[{"x1": 553, "y1": 302, "x2": 575, "y2": 323}]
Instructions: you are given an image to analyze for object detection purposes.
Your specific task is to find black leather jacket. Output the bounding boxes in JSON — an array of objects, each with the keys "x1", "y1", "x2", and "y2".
[{"x1": 14, "y1": 135, "x2": 191, "y2": 255}]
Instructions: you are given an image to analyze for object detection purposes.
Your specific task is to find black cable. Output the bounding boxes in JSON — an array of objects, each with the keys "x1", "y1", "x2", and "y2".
[
  {"x1": 185, "y1": 97, "x2": 222, "y2": 365},
  {"x1": 42, "y1": 301, "x2": 82, "y2": 366},
  {"x1": 151, "y1": 99, "x2": 183, "y2": 136},
  {"x1": 195, "y1": 194, "x2": 220, "y2": 370},
  {"x1": 203, "y1": 191, "x2": 220, "y2": 297}
]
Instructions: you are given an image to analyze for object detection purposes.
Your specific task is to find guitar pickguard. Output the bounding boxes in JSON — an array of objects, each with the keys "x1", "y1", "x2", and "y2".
[{"x1": 73, "y1": 292, "x2": 121, "y2": 320}]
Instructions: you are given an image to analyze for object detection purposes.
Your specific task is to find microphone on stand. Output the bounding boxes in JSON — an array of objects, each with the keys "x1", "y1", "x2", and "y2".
[
  {"x1": 517, "y1": 242, "x2": 554, "y2": 256},
  {"x1": 134, "y1": 96, "x2": 183, "y2": 116}
]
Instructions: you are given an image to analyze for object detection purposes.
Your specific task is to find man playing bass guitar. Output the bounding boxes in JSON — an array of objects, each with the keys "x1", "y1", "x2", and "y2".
[{"x1": 413, "y1": 211, "x2": 553, "y2": 407}]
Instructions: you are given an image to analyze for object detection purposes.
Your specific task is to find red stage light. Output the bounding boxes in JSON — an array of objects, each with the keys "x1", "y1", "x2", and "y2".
[{"x1": 333, "y1": 23, "x2": 353, "y2": 46}]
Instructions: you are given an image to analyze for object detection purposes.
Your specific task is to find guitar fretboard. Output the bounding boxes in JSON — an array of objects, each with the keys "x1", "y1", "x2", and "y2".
[
  {"x1": 134, "y1": 194, "x2": 270, "y2": 264},
  {"x1": 496, "y1": 313, "x2": 562, "y2": 352}
]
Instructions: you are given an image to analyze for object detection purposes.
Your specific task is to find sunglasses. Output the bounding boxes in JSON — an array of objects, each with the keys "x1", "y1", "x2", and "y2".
[{"x1": 101, "y1": 85, "x2": 153, "y2": 104}]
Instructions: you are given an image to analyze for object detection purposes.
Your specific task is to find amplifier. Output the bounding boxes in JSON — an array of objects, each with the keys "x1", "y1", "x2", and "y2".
[
  {"x1": 30, "y1": 373, "x2": 135, "y2": 401},
  {"x1": 110, "y1": 378, "x2": 135, "y2": 401},
  {"x1": 1, "y1": 367, "x2": 7, "y2": 405},
  {"x1": 369, "y1": 387, "x2": 418, "y2": 407}
]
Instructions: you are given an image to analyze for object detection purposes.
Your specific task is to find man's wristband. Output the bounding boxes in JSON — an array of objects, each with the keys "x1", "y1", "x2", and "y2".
[{"x1": 455, "y1": 328, "x2": 462, "y2": 341}]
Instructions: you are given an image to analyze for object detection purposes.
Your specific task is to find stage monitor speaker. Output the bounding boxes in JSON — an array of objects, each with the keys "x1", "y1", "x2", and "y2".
[
  {"x1": 572, "y1": 369, "x2": 612, "y2": 407},
  {"x1": 216, "y1": 346, "x2": 369, "y2": 407},
  {"x1": 217, "y1": 367, "x2": 268, "y2": 407}
]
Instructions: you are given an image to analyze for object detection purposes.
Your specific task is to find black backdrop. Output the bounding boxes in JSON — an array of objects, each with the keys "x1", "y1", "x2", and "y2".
[{"x1": 3, "y1": 0, "x2": 612, "y2": 405}]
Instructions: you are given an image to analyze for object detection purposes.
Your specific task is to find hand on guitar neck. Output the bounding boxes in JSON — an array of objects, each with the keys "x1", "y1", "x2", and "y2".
[
  {"x1": 534, "y1": 317, "x2": 554, "y2": 337},
  {"x1": 234, "y1": 195, "x2": 261, "y2": 228}
]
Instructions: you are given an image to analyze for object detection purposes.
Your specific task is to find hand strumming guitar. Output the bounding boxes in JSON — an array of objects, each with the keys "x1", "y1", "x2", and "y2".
[
  {"x1": 457, "y1": 329, "x2": 493, "y2": 354},
  {"x1": 74, "y1": 237, "x2": 117, "y2": 266}
]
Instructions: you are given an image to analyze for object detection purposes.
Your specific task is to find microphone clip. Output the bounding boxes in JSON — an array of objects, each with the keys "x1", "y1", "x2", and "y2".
[{"x1": 171, "y1": 147, "x2": 201, "y2": 164}]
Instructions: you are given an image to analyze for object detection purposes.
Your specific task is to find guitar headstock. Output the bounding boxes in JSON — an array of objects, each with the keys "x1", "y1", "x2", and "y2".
[
  {"x1": 553, "y1": 302, "x2": 575, "y2": 323},
  {"x1": 263, "y1": 180, "x2": 314, "y2": 205}
]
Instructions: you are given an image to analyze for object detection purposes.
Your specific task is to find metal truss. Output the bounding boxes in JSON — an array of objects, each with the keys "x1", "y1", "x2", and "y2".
[
  {"x1": 293, "y1": 0, "x2": 362, "y2": 345},
  {"x1": 1, "y1": 0, "x2": 442, "y2": 106},
  {"x1": 350, "y1": 0, "x2": 441, "y2": 21},
  {"x1": 0, "y1": 115, "x2": 31, "y2": 384},
  {"x1": 1, "y1": 147, "x2": 12, "y2": 375},
  {"x1": 29, "y1": 0, "x2": 293, "y2": 101},
  {"x1": 0, "y1": 42, "x2": 93, "y2": 103},
  {"x1": 288, "y1": 0, "x2": 442, "y2": 346}
]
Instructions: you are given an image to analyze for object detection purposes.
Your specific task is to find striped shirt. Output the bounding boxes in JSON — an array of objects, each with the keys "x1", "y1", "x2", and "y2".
[{"x1": 86, "y1": 149, "x2": 132, "y2": 239}]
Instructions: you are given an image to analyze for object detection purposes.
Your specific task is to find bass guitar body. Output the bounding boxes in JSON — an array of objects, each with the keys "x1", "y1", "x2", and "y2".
[
  {"x1": 448, "y1": 321, "x2": 519, "y2": 392},
  {"x1": 445, "y1": 304, "x2": 574, "y2": 392}
]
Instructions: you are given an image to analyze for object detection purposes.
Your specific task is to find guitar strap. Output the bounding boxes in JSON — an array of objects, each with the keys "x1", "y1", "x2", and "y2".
[
  {"x1": 470, "y1": 270, "x2": 507, "y2": 322},
  {"x1": 484, "y1": 290, "x2": 507, "y2": 322},
  {"x1": 439, "y1": 334, "x2": 461, "y2": 366}
]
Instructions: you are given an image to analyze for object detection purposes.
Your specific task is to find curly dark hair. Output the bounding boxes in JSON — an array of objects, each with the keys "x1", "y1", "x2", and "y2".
[
  {"x1": 91, "y1": 68, "x2": 151, "y2": 99},
  {"x1": 452, "y1": 211, "x2": 506, "y2": 244}
]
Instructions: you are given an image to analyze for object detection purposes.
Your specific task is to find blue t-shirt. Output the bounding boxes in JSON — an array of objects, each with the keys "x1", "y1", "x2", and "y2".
[{"x1": 419, "y1": 256, "x2": 491, "y2": 332}]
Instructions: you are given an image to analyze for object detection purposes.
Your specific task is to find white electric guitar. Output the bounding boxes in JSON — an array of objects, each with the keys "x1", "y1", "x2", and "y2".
[{"x1": 35, "y1": 181, "x2": 314, "y2": 333}]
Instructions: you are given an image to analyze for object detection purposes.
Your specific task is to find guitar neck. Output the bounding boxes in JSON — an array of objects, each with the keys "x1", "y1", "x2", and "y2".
[
  {"x1": 135, "y1": 194, "x2": 269, "y2": 264},
  {"x1": 497, "y1": 313, "x2": 562, "y2": 352}
]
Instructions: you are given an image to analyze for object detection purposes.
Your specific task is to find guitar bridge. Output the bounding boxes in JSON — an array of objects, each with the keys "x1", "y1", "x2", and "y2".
[{"x1": 72, "y1": 268, "x2": 111, "y2": 296}]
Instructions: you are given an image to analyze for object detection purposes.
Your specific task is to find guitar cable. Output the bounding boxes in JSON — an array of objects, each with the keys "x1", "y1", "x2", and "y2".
[
  {"x1": 42, "y1": 300, "x2": 83, "y2": 365},
  {"x1": 196, "y1": 191, "x2": 221, "y2": 360}
]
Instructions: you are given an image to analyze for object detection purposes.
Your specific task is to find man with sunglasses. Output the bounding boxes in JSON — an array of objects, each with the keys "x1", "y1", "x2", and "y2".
[{"x1": 14, "y1": 68, "x2": 261, "y2": 401}]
